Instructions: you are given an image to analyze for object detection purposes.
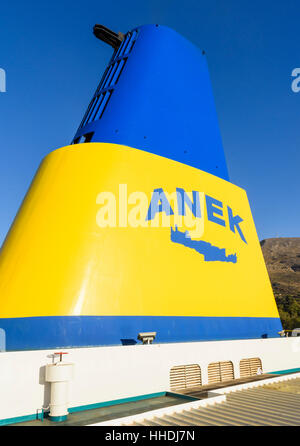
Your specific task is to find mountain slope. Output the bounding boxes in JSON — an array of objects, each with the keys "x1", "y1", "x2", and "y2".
[{"x1": 260, "y1": 238, "x2": 300, "y2": 329}]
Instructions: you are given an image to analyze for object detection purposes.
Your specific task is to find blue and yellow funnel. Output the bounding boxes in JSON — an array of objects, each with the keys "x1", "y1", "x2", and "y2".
[{"x1": 0, "y1": 24, "x2": 282, "y2": 350}]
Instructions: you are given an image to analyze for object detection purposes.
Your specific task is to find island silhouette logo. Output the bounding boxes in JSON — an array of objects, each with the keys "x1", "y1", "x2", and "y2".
[{"x1": 96, "y1": 185, "x2": 247, "y2": 263}]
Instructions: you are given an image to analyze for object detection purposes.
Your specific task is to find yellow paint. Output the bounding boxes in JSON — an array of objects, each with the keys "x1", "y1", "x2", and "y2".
[{"x1": 0, "y1": 143, "x2": 279, "y2": 318}]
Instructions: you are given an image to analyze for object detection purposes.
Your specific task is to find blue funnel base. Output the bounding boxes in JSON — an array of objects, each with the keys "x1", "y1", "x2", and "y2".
[{"x1": 0, "y1": 315, "x2": 282, "y2": 351}]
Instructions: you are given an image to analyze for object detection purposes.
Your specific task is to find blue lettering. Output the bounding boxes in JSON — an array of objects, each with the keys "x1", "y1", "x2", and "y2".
[
  {"x1": 176, "y1": 188, "x2": 201, "y2": 218},
  {"x1": 205, "y1": 195, "x2": 225, "y2": 227},
  {"x1": 227, "y1": 206, "x2": 247, "y2": 243},
  {"x1": 146, "y1": 188, "x2": 174, "y2": 220}
]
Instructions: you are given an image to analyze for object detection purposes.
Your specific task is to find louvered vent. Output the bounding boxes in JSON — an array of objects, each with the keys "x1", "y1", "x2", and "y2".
[
  {"x1": 79, "y1": 29, "x2": 139, "y2": 130},
  {"x1": 207, "y1": 361, "x2": 234, "y2": 384},
  {"x1": 170, "y1": 364, "x2": 202, "y2": 391},
  {"x1": 239, "y1": 358, "x2": 262, "y2": 378}
]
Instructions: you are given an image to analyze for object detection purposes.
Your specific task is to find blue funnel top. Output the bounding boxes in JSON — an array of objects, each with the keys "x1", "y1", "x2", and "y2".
[{"x1": 73, "y1": 24, "x2": 229, "y2": 181}]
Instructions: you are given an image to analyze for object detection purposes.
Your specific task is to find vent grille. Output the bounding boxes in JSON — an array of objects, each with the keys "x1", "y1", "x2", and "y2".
[
  {"x1": 208, "y1": 361, "x2": 234, "y2": 384},
  {"x1": 170, "y1": 364, "x2": 202, "y2": 391},
  {"x1": 78, "y1": 29, "x2": 138, "y2": 130},
  {"x1": 239, "y1": 358, "x2": 263, "y2": 378}
]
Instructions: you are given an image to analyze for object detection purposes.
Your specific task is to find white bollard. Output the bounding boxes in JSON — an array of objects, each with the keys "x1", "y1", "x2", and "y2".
[{"x1": 45, "y1": 355, "x2": 74, "y2": 422}]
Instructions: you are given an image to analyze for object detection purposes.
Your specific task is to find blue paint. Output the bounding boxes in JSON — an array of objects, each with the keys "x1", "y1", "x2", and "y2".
[
  {"x1": 0, "y1": 315, "x2": 282, "y2": 351},
  {"x1": 146, "y1": 188, "x2": 174, "y2": 220},
  {"x1": 228, "y1": 206, "x2": 247, "y2": 244},
  {"x1": 170, "y1": 226, "x2": 237, "y2": 263},
  {"x1": 73, "y1": 25, "x2": 229, "y2": 181},
  {"x1": 206, "y1": 195, "x2": 226, "y2": 227},
  {"x1": 176, "y1": 188, "x2": 201, "y2": 218}
]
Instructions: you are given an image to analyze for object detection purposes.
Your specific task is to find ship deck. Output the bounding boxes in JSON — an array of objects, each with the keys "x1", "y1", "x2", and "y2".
[
  {"x1": 128, "y1": 375, "x2": 300, "y2": 426},
  {"x1": 177, "y1": 373, "x2": 278, "y2": 397},
  {"x1": 10, "y1": 393, "x2": 194, "y2": 427},
  {"x1": 9, "y1": 373, "x2": 282, "y2": 426}
]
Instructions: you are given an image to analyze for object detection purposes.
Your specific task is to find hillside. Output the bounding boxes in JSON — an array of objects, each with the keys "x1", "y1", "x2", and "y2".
[{"x1": 260, "y1": 238, "x2": 300, "y2": 329}]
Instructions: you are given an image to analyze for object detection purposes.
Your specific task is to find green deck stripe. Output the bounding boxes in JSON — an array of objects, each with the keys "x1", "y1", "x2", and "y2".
[
  {"x1": 0, "y1": 391, "x2": 197, "y2": 425},
  {"x1": 269, "y1": 367, "x2": 300, "y2": 375},
  {"x1": 68, "y1": 391, "x2": 167, "y2": 413},
  {"x1": 0, "y1": 413, "x2": 38, "y2": 426}
]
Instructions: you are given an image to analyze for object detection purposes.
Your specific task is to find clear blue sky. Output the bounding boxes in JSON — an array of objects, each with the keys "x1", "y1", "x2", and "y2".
[{"x1": 0, "y1": 0, "x2": 299, "y2": 244}]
